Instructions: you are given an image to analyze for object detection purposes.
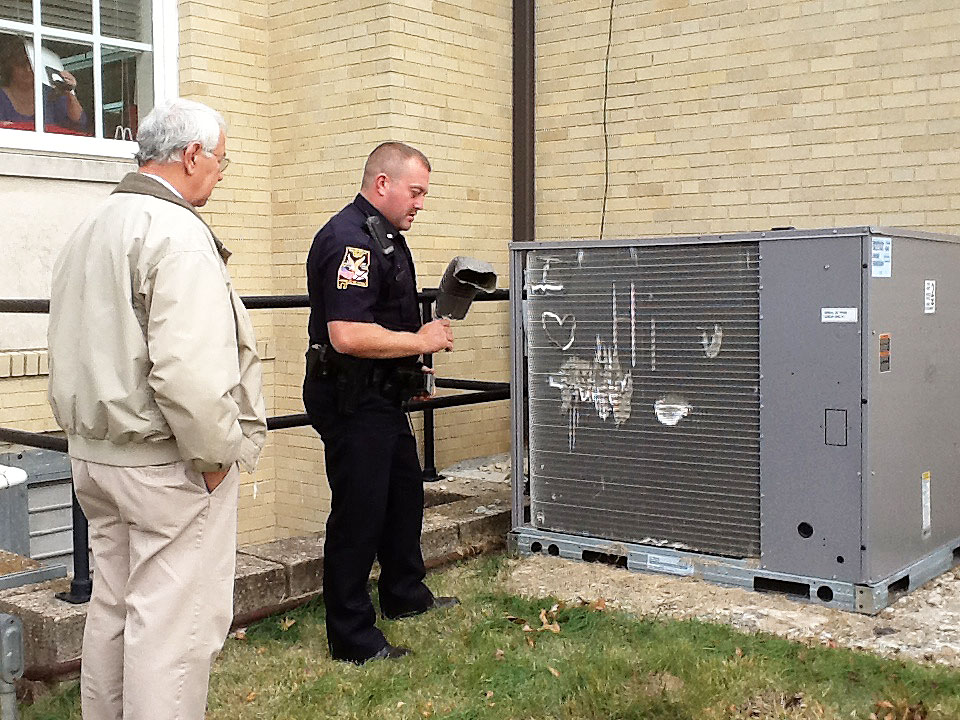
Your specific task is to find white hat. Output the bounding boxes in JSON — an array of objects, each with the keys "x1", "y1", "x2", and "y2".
[{"x1": 23, "y1": 38, "x2": 66, "y2": 88}]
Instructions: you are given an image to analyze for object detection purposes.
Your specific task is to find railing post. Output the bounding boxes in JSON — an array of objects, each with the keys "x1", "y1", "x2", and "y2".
[
  {"x1": 55, "y1": 481, "x2": 91, "y2": 605},
  {"x1": 420, "y1": 298, "x2": 441, "y2": 483}
]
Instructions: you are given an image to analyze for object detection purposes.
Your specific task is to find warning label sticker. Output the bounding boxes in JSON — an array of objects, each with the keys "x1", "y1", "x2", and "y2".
[
  {"x1": 879, "y1": 333, "x2": 891, "y2": 373},
  {"x1": 924, "y1": 280, "x2": 936, "y2": 314},
  {"x1": 872, "y1": 236, "x2": 892, "y2": 277},
  {"x1": 821, "y1": 307, "x2": 858, "y2": 323}
]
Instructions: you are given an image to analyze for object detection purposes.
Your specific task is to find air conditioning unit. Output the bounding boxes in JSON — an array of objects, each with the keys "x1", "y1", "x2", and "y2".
[{"x1": 508, "y1": 227, "x2": 960, "y2": 613}]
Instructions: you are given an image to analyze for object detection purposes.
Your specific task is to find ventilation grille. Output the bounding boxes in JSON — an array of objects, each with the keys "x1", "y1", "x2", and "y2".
[{"x1": 525, "y1": 242, "x2": 761, "y2": 557}]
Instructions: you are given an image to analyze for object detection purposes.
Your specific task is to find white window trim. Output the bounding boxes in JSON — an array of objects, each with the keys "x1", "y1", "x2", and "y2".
[{"x1": 0, "y1": 0, "x2": 178, "y2": 161}]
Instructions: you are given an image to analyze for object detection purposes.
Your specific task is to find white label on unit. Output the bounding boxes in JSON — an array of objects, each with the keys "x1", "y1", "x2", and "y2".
[
  {"x1": 646, "y1": 553, "x2": 694, "y2": 576},
  {"x1": 924, "y1": 280, "x2": 936, "y2": 314},
  {"x1": 921, "y1": 471, "x2": 931, "y2": 537},
  {"x1": 821, "y1": 307, "x2": 859, "y2": 323},
  {"x1": 872, "y1": 236, "x2": 892, "y2": 277}
]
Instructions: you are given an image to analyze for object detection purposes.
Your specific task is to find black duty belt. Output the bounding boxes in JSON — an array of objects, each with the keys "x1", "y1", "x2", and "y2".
[{"x1": 305, "y1": 343, "x2": 426, "y2": 412}]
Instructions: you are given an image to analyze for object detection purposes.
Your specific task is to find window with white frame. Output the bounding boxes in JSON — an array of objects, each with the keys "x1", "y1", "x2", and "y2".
[{"x1": 0, "y1": 0, "x2": 174, "y2": 157}]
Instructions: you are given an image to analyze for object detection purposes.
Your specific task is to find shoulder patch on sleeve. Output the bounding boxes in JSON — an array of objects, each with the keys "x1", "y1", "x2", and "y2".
[{"x1": 336, "y1": 246, "x2": 371, "y2": 289}]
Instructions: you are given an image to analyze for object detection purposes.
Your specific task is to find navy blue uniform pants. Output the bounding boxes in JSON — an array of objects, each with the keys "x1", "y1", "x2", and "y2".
[{"x1": 303, "y1": 378, "x2": 434, "y2": 662}]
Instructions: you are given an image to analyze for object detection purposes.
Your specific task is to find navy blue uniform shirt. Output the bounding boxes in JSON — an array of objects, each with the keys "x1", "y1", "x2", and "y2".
[{"x1": 306, "y1": 194, "x2": 422, "y2": 350}]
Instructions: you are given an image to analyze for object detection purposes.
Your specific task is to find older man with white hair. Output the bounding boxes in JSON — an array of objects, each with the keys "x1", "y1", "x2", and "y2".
[{"x1": 47, "y1": 98, "x2": 266, "y2": 720}]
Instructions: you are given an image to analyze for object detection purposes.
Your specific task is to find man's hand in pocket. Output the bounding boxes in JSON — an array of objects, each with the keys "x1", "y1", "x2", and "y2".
[{"x1": 202, "y1": 469, "x2": 229, "y2": 493}]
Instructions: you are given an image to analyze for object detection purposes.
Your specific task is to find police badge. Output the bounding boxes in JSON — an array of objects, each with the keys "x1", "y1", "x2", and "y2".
[{"x1": 336, "y1": 247, "x2": 371, "y2": 289}]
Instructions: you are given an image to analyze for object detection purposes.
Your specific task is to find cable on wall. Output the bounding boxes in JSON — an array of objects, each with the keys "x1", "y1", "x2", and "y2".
[{"x1": 599, "y1": 0, "x2": 616, "y2": 240}]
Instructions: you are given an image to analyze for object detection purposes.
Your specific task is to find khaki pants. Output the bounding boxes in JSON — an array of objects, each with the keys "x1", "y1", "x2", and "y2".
[{"x1": 72, "y1": 459, "x2": 238, "y2": 720}]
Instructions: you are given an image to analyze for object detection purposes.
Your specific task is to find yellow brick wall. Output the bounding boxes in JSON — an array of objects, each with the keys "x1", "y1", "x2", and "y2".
[
  {"x1": 179, "y1": 0, "x2": 278, "y2": 544},
  {"x1": 0, "y1": 377, "x2": 53, "y2": 433},
  {"x1": 388, "y1": 0, "x2": 513, "y2": 471},
  {"x1": 1, "y1": 0, "x2": 512, "y2": 545},
  {"x1": 266, "y1": 0, "x2": 390, "y2": 538},
  {"x1": 266, "y1": 0, "x2": 513, "y2": 536},
  {"x1": 537, "y1": 0, "x2": 960, "y2": 240},
  {"x1": 5, "y1": 0, "x2": 957, "y2": 547}
]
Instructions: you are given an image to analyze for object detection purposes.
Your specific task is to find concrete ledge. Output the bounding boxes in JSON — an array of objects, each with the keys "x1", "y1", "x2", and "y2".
[
  {"x1": 240, "y1": 533, "x2": 324, "y2": 601},
  {"x1": 3, "y1": 455, "x2": 512, "y2": 684},
  {"x1": 0, "y1": 578, "x2": 84, "y2": 675},
  {"x1": 233, "y1": 553, "x2": 288, "y2": 620}
]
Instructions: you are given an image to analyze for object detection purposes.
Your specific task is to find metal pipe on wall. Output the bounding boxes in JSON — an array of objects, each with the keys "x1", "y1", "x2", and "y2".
[
  {"x1": 511, "y1": 0, "x2": 535, "y2": 531},
  {"x1": 513, "y1": 0, "x2": 535, "y2": 246}
]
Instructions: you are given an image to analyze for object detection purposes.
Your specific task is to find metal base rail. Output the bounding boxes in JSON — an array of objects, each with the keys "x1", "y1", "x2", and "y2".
[
  {"x1": 509, "y1": 527, "x2": 960, "y2": 615},
  {"x1": 0, "y1": 289, "x2": 510, "y2": 603}
]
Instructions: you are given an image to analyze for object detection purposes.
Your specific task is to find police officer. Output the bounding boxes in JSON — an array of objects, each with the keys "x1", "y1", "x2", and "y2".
[{"x1": 303, "y1": 142, "x2": 459, "y2": 664}]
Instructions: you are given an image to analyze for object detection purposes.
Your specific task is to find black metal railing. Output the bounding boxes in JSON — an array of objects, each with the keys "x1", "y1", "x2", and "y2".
[{"x1": 0, "y1": 289, "x2": 509, "y2": 603}]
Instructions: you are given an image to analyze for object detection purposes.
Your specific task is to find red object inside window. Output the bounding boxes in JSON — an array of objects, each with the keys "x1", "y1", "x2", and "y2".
[{"x1": 0, "y1": 120, "x2": 91, "y2": 136}]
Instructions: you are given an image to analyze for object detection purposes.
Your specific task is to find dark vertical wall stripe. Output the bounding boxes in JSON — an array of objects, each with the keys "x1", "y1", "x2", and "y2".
[{"x1": 513, "y1": 0, "x2": 535, "y2": 245}]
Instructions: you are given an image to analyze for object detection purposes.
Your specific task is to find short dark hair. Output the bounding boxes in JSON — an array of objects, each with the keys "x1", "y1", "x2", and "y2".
[{"x1": 361, "y1": 142, "x2": 431, "y2": 188}]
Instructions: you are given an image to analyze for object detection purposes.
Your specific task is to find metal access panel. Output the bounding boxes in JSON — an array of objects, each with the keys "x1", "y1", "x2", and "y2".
[
  {"x1": 510, "y1": 227, "x2": 960, "y2": 613},
  {"x1": 757, "y1": 234, "x2": 865, "y2": 583},
  {"x1": 862, "y1": 232, "x2": 960, "y2": 584}
]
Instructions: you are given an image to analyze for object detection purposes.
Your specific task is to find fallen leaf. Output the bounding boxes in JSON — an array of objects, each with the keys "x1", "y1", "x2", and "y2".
[
  {"x1": 396, "y1": 701, "x2": 405, "y2": 708},
  {"x1": 231, "y1": 629, "x2": 247, "y2": 641},
  {"x1": 735, "y1": 647, "x2": 743, "y2": 658},
  {"x1": 538, "y1": 608, "x2": 561, "y2": 633},
  {"x1": 548, "y1": 666, "x2": 560, "y2": 677},
  {"x1": 504, "y1": 614, "x2": 527, "y2": 625},
  {"x1": 526, "y1": 635, "x2": 536, "y2": 648},
  {"x1": 522, "y1": 624, "x2": 534, "y2": 633},
  {"x1": 494, "y1": 648, "x2": 505, "y2": 660},
  {"x1": 485, "y1": 691, "x2": 494, "y2": 698},
  {"x1": 280, "y1": 617, "x2": 296, "y2": 631},
  {"x1": 244, "y1": 691, "x2": 257, "y2": 703},
  {"x1": 590, "y1": 597, "x2": 607, "y2": 611}
]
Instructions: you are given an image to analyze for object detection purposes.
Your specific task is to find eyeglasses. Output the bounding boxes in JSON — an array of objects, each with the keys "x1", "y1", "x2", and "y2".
[{"x1": 203, "y1": 150, "x2": 230, "y2": 172}]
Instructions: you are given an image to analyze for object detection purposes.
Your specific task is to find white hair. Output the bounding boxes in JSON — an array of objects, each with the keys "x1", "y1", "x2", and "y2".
[{"x1": 134, "y1": 98, "x2": 226, "y2": 166}]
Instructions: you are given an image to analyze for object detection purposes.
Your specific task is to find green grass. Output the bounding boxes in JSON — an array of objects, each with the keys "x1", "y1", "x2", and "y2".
[{"x1": 21, "y1": 555, "x2": 960, "y2": 720}]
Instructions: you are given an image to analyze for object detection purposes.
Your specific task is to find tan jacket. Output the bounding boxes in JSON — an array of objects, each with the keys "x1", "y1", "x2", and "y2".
[{"x1": 48, "y1": 173, "x2": 266, "y2": 473}]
